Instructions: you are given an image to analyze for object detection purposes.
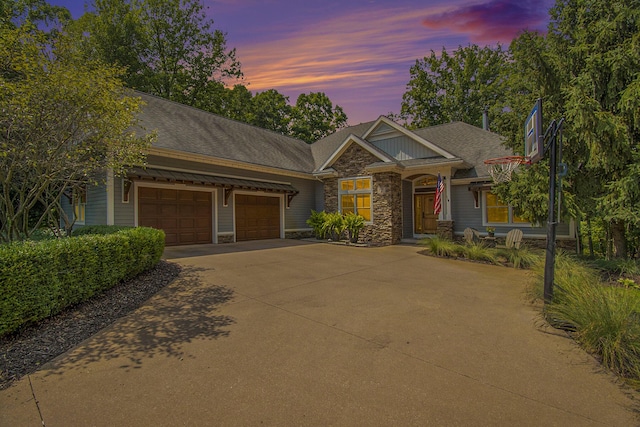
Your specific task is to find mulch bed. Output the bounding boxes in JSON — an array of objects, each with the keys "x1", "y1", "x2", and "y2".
[{"x1": 0, "y1": 260, "x2": 181, "y2": 390}]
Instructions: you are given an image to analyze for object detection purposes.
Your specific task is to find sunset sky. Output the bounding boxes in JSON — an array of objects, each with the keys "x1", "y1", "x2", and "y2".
[{"x1": 52, "y1": 0, "x2": 555, "y2": 124}]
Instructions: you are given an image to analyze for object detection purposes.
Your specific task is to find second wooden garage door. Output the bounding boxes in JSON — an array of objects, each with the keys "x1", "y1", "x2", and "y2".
[
  {"x1": 138, "y1": 187, "x2": 212, "y2": 246},
  {"x1": 235, "y1": 194, "x2": 280, "y2": 241}
]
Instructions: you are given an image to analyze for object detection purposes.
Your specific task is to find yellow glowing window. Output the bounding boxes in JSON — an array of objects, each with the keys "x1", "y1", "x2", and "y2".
[
  {"x1": 339, "y1": 177, "x2": 372, "y2": 221},
  {"x1": 485, "y1": 192, "x2": 529, "y2": 225}
]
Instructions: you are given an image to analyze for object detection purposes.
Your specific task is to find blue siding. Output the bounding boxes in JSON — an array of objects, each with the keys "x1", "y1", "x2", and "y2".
[
  {"x1": 85, "y1": 184, "x2": 106, "y2": 225},
  {"x1": 450, "y1": 184, "x2": 572, "y2": 238},
  {"x1": 315, "y1": 181, "x2": 325, "y2": 212},
  {"x1": 371, "y1": 135, "x2": 438, "y2": 161},
  {"x1": 114, "y1": 176, "x2": 135, "y2": 226}
]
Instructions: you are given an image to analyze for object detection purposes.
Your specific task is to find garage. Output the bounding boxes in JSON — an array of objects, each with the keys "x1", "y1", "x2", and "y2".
[
  {"x1": 235, "y1": 194, "x2": 281, "y2": 241},
  {"x1": 138, "y1": 187, "x2": 212, "y2": 246}
]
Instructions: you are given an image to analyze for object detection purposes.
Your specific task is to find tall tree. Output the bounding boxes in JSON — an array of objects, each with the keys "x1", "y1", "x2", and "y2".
[
  {"x1": 250, "y1": 89, "x2": 292, "y2": 135},
  {"x1": 400, "y1": 44, "x2": 508, "y2": 129},
  {"x1": 291, "y1": 92, "x2": 348, "y2": 143},
  {"x1": 493, "y1": 0, "x2": 640, "y2": 258},
  {"x1": 0, "y1": 24, "x2": 152, "y2": 241},
  {"x1": 77, "y1": 0, "x2": 242, "y2": 103}
]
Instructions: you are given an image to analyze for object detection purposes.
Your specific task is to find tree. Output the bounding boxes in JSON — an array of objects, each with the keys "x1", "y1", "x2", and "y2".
[
  {"x1": 492, "y1": 0, "x2": 640, "y2": 258},
  {"x1": 291, "y1": 92, "x2": 348, "y2": 143},
  {"x1": 400, "y1": 44, "x2": 508, "y2": 129},
  {"x1": 0, "y1": 0, "x2": 70, "y2": 31},
  {"x1": 250, "y1": 89, "x2": 292, "y2": 135},
  {"x1": 77, "y1": 0, "x2": 242, "y2": 103},
  {"x1": 0, "y1": 25, "x2": 153, "y2": 242}
]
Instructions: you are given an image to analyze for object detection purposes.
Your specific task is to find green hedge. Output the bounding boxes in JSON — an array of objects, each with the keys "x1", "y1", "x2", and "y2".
[
  {"x1": 72, "y1": 225, "x2": 134, "y2": 236},
  {"x1": 0, "y1": 227, "x2": 165, "y2": 336}
]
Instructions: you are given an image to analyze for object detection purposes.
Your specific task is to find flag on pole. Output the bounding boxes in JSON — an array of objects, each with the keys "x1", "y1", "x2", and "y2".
[{"x1": 434, "y1": 173, "x2": 444, "y2": 215}]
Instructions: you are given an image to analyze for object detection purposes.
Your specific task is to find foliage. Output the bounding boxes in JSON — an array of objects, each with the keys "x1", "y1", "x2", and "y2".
[
  {"x1": 419, "y1": 236, "x2": 459, "y2": 257},
  {"x1": 320, "y1": 211, "x2": 347, "y2": 241},
  {"x1": 400, "y1": 44, "x2": 508, "y2": 128},
  {"x1": 250, "y1": 89, "x2": 293, "y2": 135},
  {"x1": 76, "y1": 0, "x2": 242, "y2": 102},
  {"x1": 72, "y1": 225, "x2": 134, "y2": 236},
  {"x1": 0, "y1": 227, "x2": 165, "y2": 336},
  {"x1": 492, "y1": 1, "x2": 640, "y2": 258},
  {"x1": 343, "y1": 212, "x2": 365, "y2": 243},
  {"x1": 530, "y1": 252, "x2": 640, "y2": 385},
  {"x1": 0, "y1": 24, "x2": 153, "y2": 242},
  {"x1": 291, "y1": 92, "x2": 348, "y2": 143},
  {"x1": 458, "y1": 242, "x2": 497, "y2": 264},
  {"x1": 0, "y1": 0, "x2": 71, "y2": 32},
  {"x1": 496, "y1": 247, "x2": 541, "y2": 269},
  {"x1": 306, "y1": 210, "x2": 327, "y2": 239}
]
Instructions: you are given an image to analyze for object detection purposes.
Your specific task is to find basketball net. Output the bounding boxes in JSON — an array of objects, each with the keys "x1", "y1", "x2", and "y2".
[{"x1": 484, "y1": 156, "x2": 529, "y2": 183}]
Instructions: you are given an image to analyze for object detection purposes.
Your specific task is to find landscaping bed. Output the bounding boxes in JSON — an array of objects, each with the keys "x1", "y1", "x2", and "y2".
[{"x1": 0, "y1": 260, "x2": 180, "y2": 390}]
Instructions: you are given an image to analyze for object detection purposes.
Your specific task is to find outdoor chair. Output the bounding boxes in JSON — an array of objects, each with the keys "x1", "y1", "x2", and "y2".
[
  {"x1": 496, "y1": 228, "x2": 523, "y2": 249},
  {"x1": 463, "y1": 227, "x2": 481, "y2": 244}
]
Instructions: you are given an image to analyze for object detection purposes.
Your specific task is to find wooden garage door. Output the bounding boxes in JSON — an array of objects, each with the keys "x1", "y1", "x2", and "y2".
[
  {"x1": 138, "y1": 187, "x2": 212, "y2": 246},
  {"x1": 235, "y1": 194, "x2": 280, "y2": 241}
]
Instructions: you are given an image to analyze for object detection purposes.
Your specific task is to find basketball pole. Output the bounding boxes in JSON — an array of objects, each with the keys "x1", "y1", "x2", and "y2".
[{"x1": 543, "y1": 118, "x2": 565, "y2": 304}]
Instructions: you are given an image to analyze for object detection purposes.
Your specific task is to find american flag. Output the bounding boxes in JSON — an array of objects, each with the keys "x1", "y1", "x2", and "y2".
[{"x1": 433, "y1": 173, "x2": 444, "y2": 215}]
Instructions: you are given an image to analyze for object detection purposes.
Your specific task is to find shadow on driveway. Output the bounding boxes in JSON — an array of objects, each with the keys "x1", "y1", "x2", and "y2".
[{"x1": 43, "y1": 267, "x2": 234, "y2": 375}]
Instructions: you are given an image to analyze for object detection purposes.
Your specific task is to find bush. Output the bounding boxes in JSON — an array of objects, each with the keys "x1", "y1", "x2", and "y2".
[
  {"x1": 344, "y1": 212, "x2": 365, "y2": 243},
  {"x1": 306, "y1": 210, "x2": 327, "y2": 239},
  {"x1": 72, "y1": 225, "x2": 134, "y2": 236},
  {"x1": 531, "y1": 252, "x2": 640, "y2": 386},
  {"x1": 459, "y1": 243, "x2": 497, "y2": 264},
  {"x1": 496, "y1": 247, "x2": 542, "y2": 269},
  {"x1": 0, "y1": 227, "x2": 164, "y2": 336},
  {"x1": 321, "y1": 211, "x2": 347, "y2": 241},
  {"x1": 419, "y1": 236, "x2": 459, "y2": 257}
]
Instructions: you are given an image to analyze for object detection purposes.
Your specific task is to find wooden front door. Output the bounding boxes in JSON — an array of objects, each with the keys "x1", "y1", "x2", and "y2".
[{"x1": 414, "y1": 193, "x2": 438, "y2": 234}]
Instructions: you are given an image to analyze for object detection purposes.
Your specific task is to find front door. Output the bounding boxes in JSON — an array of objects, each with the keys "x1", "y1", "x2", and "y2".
[{"x1": 414, "y1": 193, "x2": 438, "y2": 234}]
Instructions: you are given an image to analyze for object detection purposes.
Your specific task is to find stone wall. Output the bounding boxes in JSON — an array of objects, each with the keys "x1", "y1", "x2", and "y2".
[
  {"x1": 320, "y1": 143, "x2": 402, "y2": 246},
  {"x1": 285, "y1": 230, "x2": 314, "y2": 239},
  {"x1": 437, "y1": 220, "x2": 454, "y2": 240}
]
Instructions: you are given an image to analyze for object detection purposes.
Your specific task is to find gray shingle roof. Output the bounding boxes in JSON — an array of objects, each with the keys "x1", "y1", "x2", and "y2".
[
  {"x1": 413, "y1": 122, "x2": 512, "y2": 178},
  {"x1": 134, "y1": 91, "x2": 315, "y2": 174},
  {"x1": 311, "y1": 119, "x2": 512, "y2": 179},
  {"x1": 310, "y1": 121, "x2": 375, "y2": 170}
]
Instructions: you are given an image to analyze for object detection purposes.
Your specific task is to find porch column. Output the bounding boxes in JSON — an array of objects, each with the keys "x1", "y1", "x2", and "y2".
[{"x1": 444, "y1": 172, "x2": 452, "y2": 221}]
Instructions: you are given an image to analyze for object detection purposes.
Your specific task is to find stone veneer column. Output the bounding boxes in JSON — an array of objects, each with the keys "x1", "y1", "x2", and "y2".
[
  {"x1": 437, "y1": 220, "x2": 454, "y2": 240},
  {"x1": 320, "y1": 143, "x2": 403, "y2": 246}
]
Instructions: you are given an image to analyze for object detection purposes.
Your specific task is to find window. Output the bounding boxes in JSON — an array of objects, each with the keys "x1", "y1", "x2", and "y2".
[
  {"x1": 484, "y1": 191, "x2": 527, "y2": 225},
  {"x1": 73, "y1": 188, "x2": 86, "y2": 224},
  {"x1": 339, "y1": 177, "x2": 372, "y2": 221}
]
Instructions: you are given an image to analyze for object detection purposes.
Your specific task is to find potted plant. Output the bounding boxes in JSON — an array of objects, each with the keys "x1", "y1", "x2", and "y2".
[
  {"x1": 306, "y1": 210, "x2": 327, "y2": 239},
  {"x1": 486, "y1": 226, "x2": 495, "y2": 237}
]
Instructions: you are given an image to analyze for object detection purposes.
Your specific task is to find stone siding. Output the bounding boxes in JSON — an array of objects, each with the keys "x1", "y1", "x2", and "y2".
[
  {"x1": 285, "y1": 230, "x2": 314, "y2": 239},
  {"x1": 217, "y1": 234, "x2": 234, "y2": 244},
  {"x1": 437, "y1": 220, "x2": 454, "y2": 240},
  {"x1": 321, "y1": 143, "x2": 402, "y2": 246}
]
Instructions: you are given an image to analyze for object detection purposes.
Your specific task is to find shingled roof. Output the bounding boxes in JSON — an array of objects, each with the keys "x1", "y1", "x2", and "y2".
[
  {"x1": 135, "y1": 91, "x2": 315, "y2": 174},
  {"x1": 413, "y1": 122, "x2": 512, "y2": 179},
  {"x1": 311, "y1": 119, "x2": 511, "y2": 179}
]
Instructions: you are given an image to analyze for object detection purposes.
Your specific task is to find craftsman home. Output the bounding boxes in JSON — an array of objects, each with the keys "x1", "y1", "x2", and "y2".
[{"x1": 66, "y1": 91, "x2": 574, "y2": 246}]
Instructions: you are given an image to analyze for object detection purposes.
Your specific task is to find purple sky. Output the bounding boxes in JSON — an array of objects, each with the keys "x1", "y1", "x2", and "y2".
[{"x1": 51, "y1": 0, "x2": 554, "y2": 125}]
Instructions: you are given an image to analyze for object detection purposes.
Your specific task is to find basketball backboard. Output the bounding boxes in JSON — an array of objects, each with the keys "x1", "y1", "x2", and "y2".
[{"x1": 525, "y1": 98, "x2": 543, "y2": 164}]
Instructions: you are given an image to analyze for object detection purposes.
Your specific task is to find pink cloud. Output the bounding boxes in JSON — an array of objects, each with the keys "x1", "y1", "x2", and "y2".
[{"x1": 422, "y1": 0, "x2": 550, "y2": 43}]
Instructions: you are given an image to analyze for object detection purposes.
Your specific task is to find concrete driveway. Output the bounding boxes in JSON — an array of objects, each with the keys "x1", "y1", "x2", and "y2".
[{"x1": 2, "y1": 240, "x2": 638, "y2": 426}]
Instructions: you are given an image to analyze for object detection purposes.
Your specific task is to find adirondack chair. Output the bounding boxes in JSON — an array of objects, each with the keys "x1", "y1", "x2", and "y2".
[
  {"x1": 497, "y1": 229, "x2": 523, "y2": 249},
  {"x1": 463, "y1": 227, "x2": 480, "y2": 244}
]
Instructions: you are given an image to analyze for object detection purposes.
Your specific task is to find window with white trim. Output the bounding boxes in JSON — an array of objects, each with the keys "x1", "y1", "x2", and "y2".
[
  {"x1": 73, "y1": 187, "x2": 86, "y2": 224},
  {"x1": 339, "y1": 177, "x2": 372, "y2": 221},
  {"x1": 484, "y1": 191, "x2": 528, "y2": 225}
]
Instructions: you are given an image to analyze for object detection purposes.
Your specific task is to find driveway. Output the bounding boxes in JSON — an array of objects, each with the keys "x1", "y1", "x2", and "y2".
[{"x1": 1, "y1": 240, "x2": 638, "y2": 426}]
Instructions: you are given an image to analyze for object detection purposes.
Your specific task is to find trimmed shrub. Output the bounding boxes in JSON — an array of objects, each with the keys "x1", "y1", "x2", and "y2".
[
  {"x1": 0, "y1": 227, "x2": 164, "y2": 336},
  {"x1": 72, "y1": 225, "x2": 134, "y2": 236}
]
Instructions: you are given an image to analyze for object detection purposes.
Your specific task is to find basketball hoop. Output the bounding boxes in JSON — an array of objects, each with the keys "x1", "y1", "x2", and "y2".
[{"x1": 484, "y1": 156, "x2": 530, "y2": 183}]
